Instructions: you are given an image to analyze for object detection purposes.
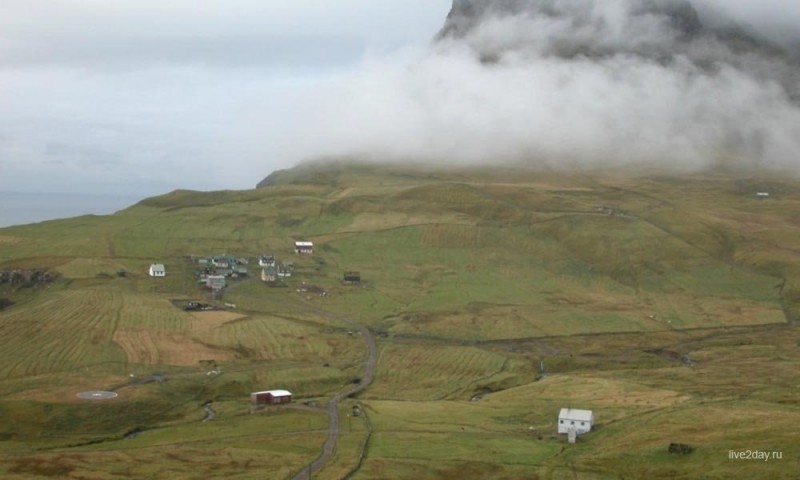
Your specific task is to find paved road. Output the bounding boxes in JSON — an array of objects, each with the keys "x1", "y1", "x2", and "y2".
[{"x1": 291, "y1": 308, "x2": 378, "y2": 480}]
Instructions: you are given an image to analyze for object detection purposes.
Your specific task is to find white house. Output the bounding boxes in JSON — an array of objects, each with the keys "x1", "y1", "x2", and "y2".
[
  {"x1": 148, "y1": 264, "x2": 166, "y2": 277},
  {"x1": 558, "y1": 408, "x2": 594, "y2": 435}
]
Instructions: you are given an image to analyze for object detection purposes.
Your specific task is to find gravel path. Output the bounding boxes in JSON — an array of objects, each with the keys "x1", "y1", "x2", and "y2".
[
  {"x1": 202, "y1": 401, "x2": 216, "y2": 422},
  {"x1": 291, "y1": 309, "x2": 378, "y2": 480}
]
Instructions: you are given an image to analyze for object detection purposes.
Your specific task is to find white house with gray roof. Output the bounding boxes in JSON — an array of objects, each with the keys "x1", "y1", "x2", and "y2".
[
  {"x1": 148, "y1": 264, "x2": 166, "y2": 277},
  {"x1": 558, "y1": 408, "x2": 594, "y2": 435}
]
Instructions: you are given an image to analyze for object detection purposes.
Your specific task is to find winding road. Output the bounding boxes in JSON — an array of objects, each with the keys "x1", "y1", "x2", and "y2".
[
  {"x1": 223, "y1": 278, "x2": 379, "y2": 478},
  {"x1": 290, "y1": 307, "x2": 378, "y2": 480}
]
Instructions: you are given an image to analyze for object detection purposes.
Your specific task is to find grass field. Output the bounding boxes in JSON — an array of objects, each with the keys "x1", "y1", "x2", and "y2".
[{"x1": 1, "y1": 163, "x2": 800, "y2": 478}]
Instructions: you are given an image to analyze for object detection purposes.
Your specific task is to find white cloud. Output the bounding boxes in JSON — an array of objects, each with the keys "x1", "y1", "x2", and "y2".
[
  {"x1": 0, "y1": 1, "x2": 451, "y2": 194},
  {"x1": 247, "y1": 0, "x2": 800, "y2": 174},
  {"x1": 1, "y1": 0, "x2": 799, "y2": 196}
]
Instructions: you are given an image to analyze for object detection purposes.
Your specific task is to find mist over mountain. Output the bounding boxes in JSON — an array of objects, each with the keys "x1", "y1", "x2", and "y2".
[
  {"x1": 260, "y1": 0, "x2": 800, "y2": 182},
  {"x1": 439, "y1": 0, "x2": 798, "y2": 99}
]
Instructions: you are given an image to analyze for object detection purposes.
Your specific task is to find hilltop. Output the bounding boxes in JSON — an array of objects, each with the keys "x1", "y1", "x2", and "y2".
[
  {"x1": 1, "y1": 163, "x2": 799, "y2": 478},
  {"x1": 437, "y1": 0, "x2": 799, "y2": 100}
]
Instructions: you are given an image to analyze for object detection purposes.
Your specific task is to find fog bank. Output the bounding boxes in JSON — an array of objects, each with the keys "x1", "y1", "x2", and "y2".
[{"x1": 267, "y1": 0, "x2": 800, "y2": 173}]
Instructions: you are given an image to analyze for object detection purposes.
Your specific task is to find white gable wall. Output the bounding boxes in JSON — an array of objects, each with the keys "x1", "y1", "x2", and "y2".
[
  {"x1": 558, "y1": 408, "x2": 594, "y2": 434},
  {"x1": 148, "y1": 264, "x2": 166, "y2": 277}
]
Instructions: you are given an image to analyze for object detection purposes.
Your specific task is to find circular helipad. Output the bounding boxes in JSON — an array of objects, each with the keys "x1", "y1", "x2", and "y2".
[{"x1": 76, "y1": 390, "x2": 118, "y2": 400}]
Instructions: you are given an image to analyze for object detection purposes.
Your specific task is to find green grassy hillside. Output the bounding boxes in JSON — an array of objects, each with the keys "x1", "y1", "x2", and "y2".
[{"x1": 1, "y1": 163, "x2": 798, "y2": 479}]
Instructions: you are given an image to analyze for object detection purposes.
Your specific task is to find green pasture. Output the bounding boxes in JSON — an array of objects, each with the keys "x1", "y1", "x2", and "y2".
[
  {"x1": 367, "y1": 344, "x2": 520, "y2": 400},
  {"x1": 0, "y1": 405, "x2": 327, "y2": 479},
  {"x1": 2, "y1": 164, "x2": 800, "y2": 478}
]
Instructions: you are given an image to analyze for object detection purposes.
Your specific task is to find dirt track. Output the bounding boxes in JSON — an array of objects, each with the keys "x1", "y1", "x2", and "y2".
[
  {"x1": 222, "y1": 279, "x2": 379, "y2": 479},
  {"x1": 291, "y1": 306, "x2": 378, "y2": 480}
]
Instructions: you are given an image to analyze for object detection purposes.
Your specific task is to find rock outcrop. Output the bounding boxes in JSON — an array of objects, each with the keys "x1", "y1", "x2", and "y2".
[{"x1": 0, "y1": 269, "x2": 58, "y2": 287}]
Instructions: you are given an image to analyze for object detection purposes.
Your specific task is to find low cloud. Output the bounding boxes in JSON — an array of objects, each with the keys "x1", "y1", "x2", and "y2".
[
  {"x1": 263, "y1": 0, "x2": 800, "y2": 174},
  {"x1": 2, "y1": 1, "x2": 799, "y2": 196}
]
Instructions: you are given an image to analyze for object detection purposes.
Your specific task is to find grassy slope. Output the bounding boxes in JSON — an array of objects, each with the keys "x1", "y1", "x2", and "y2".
[{"x1": 0, "y1": 163, "x2": 799, "y2": 479}]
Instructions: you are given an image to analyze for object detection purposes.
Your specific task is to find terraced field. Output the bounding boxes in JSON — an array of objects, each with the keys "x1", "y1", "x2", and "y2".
[{"x1": 368, "y1": 344, "x2": 515, "y2": 400}]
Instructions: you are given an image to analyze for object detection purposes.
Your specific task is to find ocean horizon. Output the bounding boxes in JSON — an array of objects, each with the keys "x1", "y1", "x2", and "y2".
[{"x1": 0, "y1": 191, "x2": 145, "y2": 228}]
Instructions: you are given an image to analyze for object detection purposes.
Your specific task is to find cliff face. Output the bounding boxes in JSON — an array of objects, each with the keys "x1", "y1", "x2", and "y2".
[
  {"x1": 440, "y1": 0, "x2": 702, "y2": 40},
  {"x1": 437, "y1": 0, "x2": 797, "y2": 99}
]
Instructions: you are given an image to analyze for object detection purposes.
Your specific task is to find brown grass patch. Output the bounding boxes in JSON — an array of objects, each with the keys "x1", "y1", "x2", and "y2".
[
  {"x1": 340, "y1": 212, "x2": 438, "y2": 233},
  {"x1": 0, "y1": 235, "x2": 23, "y2": 246},
  {"x1": 331, "y1": 186, "x2": 354, "y2": 200},
  {"x1": 188, "y1": 310, "x2": 247, "y2": 332},
  {"x1": 421, "y1": 224, "x2": 480, "y2": 248},
  {"x1": 9, "y1": 455, "x2": 77, "y2": 477},
  {"x1": 113, "y1": 330, "x2": 232, "y2": 366}
]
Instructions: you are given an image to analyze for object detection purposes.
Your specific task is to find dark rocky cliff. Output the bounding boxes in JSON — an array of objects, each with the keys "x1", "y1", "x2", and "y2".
[{"x1": 437, "y1": 0, "x2": 791, "y2": 65}]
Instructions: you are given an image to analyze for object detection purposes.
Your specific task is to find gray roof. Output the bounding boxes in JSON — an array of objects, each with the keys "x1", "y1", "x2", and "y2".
[{"x1": 559, "y1": 408, "x2": 593, "y2": 422}]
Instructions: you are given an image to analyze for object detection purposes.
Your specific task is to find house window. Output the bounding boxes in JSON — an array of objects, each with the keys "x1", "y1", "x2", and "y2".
[
  {"x1": 581, "y1": 422, "x2": 585, "y2": 426},
  {"x1": 559, "y1": 420, "x2": 564, "y2": 424},
  {"x1": 570, "y1": 421, "x2": 575, "y2": 425}
]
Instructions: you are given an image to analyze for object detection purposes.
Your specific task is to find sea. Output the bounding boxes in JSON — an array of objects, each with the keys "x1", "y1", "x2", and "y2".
[{"x1": 0, "y1": 191, "x2": 145, "y2": 228}]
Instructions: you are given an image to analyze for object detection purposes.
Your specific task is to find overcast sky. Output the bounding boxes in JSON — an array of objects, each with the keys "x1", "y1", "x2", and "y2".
[
  {"x1": 1, "y1": 1, "x2": 799, "y2": 197},
  {"x1": 0, "y1": 0, "x2": 451, "y2": 196}
]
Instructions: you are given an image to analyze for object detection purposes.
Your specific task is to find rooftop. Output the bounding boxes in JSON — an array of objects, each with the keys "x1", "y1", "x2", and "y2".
[
  {"x1": 252, "y1": 389, "x2": 292, "y2": 397},
  {"x1": 559, "y1": 408, "x2": 594, "y2": 422}
]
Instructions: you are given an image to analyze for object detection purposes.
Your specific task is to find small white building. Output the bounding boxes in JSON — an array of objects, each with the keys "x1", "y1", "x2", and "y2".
[
  {"x1": 294, "y1": 241, "x2": 313, "y2": 254},
  {"x1": 558, "y1": 408, "x2": 594, "y2": 435},
  {"x1": 148, "y1": 264, "x2": 166, "y2": 277}
]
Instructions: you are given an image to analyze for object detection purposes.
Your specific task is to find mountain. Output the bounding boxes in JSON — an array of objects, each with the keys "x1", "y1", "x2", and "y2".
[{"x1": 437, "y1": 0, "x2": 799, "y2": 99}]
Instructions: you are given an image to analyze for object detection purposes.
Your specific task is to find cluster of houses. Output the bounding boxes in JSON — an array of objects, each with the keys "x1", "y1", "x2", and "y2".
[
  {"x1": 196, "y1": 255, "x2": 249, "y2": 291},
  {"x1": 155, "y1": 243, "x2": 591, "y2": 440},
  {"x1": 149, "y1": 240, "x2": 361, "y2": 295},
  {"x1": 258, "y1": 254, "x2": 294, "y2": 283}
]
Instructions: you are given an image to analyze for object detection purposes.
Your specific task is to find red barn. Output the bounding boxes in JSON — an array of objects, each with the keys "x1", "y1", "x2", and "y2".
[{"x1": 250, "y1": 389, "x2": 292, "y2": 405}]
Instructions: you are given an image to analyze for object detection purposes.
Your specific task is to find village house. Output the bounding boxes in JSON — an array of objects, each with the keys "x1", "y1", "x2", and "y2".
[
  {"x1": 277, "y1": 262, "x2": 293, "y2": 278},
  {"x1": 558, "y1": 408, "x2": 594, "y2": 435},
  {"x1": 261, "y1": 265, "x2": 277, "y2": 282},
  {"x1": 250, "y1": 389, "x2": 292, "y2": 406},
  {"x1": 258, "y1": 254, "x2": 276, "y2": 267},
  {"x1": 198, "y1": 255, "x2": 240, "y2": 268},
  {"x1": 343, "y1": 271, "x2": 361, "y2": 284},
  {"x1": 148, "y1": 264, "x2": 166, "y2": 277},
  {"x1": 294, "y1": 241, "x2": 313, "y2": 254},
  {"x1": 196, "y1": 255, "x2": 248, "y2": 278},
  {"x1": 204, "y1": 275, "x2": 226, "y2": 291}
]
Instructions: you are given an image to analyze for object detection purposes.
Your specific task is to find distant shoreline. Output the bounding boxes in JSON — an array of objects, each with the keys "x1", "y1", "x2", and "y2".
[{"x1": 0, "y1": 191, "x2": 144, "y2": 228}]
